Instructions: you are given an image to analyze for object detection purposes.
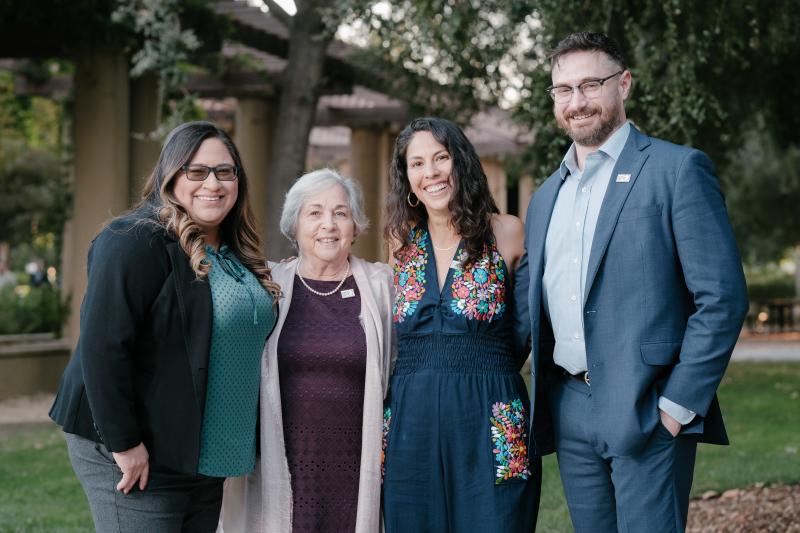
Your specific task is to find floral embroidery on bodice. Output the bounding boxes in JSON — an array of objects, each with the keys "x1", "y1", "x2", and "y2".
[
  {"x1": 393, "y1": 226, "x2": 507, "y2": 325},
  {"x1": 449, "y1": 243, "x2": 506, "y2": 322},
  {"x1": 392, "y1": 227, "x2": 428, "y2": 323}
]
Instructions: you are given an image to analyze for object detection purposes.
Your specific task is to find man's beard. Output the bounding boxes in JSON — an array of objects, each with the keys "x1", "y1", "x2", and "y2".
[{"x1": 557, "y1": 102, "x2": 622, "y2": 147}]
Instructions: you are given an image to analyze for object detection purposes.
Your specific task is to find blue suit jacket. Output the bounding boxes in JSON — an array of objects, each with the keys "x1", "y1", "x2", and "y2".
[{"x1": 515, "y1": 126, "x2": 749, "y2": 457}]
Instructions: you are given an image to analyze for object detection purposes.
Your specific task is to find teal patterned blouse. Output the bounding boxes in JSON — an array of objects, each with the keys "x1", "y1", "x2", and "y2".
[{"x1": 197, "y1": 245, "x2": 276, "y2": 477}]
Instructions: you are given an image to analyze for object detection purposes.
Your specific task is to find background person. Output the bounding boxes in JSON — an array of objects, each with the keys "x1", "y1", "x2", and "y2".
[
  {"x1": 382, "y1": 117, "x2": 540, "y2": 532},
  {"x1": 226, "y1": 168, "x2": 394, "y2": 532},
  {"x1": 49, "y1": 121, "x2": 280, "y2": 533},
  {"x1": 515, "y1": 32, "x2": 749, "y2": 532},
  {"x1": 0, "y1": 262, "x2": 15, "y2": 289}
]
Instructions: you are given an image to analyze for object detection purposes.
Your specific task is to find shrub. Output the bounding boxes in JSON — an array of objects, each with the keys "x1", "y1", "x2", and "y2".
[
  {"x1": 746, "y1": 266, "x2": 797, "y2": 301},
  {"x1": 0, "y1": 285, "x2": 69, "y2": 335}
]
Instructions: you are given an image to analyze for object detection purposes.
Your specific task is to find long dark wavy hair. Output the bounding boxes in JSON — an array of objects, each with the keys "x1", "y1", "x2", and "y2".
[
  {"x1": 384, "y1": 117, "x2": 499, "y2": 267},
  {"x1": 134, "y1": 121, "x2": 281, "y2": 299}
]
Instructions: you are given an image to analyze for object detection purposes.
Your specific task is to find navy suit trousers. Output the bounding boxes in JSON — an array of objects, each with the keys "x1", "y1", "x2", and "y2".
[{"x1": 547, "y1": 372, "x2": 697, "y2": 533}]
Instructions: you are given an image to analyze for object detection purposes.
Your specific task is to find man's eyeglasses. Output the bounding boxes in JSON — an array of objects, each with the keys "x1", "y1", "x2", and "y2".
[
  {"x1": 181, "y1": 164, "x2": 239, "y2": 181},
  {"x1": 547, "y1": 71, "x2": 624, "y2": 103}
]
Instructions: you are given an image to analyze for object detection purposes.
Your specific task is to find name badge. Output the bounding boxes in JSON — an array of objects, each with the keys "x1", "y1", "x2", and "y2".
[
  {"x1": 616, "y1": 173, "x2": 631, "y2": 183},
  {"x1": 341, "y1": 289, "x2": 355, "y2": 299}
]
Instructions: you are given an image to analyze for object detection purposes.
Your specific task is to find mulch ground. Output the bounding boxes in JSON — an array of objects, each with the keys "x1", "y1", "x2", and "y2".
[{"x1": 688, "y1": 483, "x2": 800, "y2": 532}]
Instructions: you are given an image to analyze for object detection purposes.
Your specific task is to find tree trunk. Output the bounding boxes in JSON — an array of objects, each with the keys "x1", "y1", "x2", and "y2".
[
  {"x1": 263, "y1": 2, "x2": 337, "y2": 260},
  {"x1": 0, "y1": 241, "x2": 9, "y2": 268}
]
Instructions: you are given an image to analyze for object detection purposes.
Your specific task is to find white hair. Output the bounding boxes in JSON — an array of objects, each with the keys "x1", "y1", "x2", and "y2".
[{"x1": 280, "y1": 168, "x2": 370, "y2": 247}]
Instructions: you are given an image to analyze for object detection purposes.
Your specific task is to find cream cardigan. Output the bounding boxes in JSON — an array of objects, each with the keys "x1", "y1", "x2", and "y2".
[{"x1": 220, "y1": 256, "x2": 394, "y2": 533}]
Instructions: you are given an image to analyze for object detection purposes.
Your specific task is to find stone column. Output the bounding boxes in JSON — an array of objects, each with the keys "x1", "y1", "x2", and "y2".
[
  {"x1": 376, "y1": 129, "x2": 395, "y2": 261},
  {"x1": 64, "y1": 49, "x2": 130, "y2": 344},
  {"x1": 128, "y1": 73, "x2": 161, "y2": 203},
  {"x1": 349, "y1": 126, "x2": 384, "y2": 262},
  {"x1": 481, "y1": 156, "x2": 508, "y2": 213},
  {"x1": 517, "y1": 176, "x2": 535, "y2": 223},
  {"x1": 235, "y1": 98, "x2": 273, "y2": 251}
]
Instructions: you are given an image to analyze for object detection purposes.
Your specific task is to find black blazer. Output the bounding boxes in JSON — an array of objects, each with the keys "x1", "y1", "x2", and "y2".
[{"x1": 50, "y1": 213, "x2": 214, "y2": 474}]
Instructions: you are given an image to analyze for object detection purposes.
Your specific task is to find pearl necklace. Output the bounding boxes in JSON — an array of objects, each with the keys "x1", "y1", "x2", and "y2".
[{"x1": 297, "y1": 259, "x2": 351, "y2": 296}]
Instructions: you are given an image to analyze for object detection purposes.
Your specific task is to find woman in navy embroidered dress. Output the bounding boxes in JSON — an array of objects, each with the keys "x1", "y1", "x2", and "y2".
[{"x1": 382, "y1": 117, "x2": 540, "y2": 532}]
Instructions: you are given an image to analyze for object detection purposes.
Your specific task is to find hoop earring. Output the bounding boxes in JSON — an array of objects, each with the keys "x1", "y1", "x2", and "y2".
[{"x1": 407, "y1": 192, "x2": 420, "y2": 207}]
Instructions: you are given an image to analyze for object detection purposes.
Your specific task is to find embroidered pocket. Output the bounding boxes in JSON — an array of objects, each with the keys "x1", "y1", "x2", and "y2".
[
  {"x1": 381, "y1": 406, "x2": 392, "y2": 483},
  {"x1": 490, "y1": 399, "x2": 531, "y2": 484}
]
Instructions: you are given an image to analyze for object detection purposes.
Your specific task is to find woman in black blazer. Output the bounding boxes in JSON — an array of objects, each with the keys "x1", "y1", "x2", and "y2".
[{"x1": 50, "y1": 121, "x2": 281, "y2": 532}]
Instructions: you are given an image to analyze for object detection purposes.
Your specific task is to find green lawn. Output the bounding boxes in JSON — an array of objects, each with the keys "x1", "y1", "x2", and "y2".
[
  {"x1": 0, "y1": 425, "x2": 92, "y2": 532},
  {"x1": 1, "y1": 362, "x2": 798, "y2": 532}
]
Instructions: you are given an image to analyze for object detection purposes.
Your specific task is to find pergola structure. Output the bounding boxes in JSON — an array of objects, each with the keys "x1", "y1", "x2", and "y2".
[{"x1": 2, "y1": 0, "x2": 535, "y2": 345}]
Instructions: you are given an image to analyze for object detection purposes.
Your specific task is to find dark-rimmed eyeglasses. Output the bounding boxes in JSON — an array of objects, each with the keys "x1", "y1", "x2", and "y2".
[
  {"x1": 547, "y1": 71, "x2": 624, "y2": 103},
  {"x1": 181, "y1": 164, "x2": 239, "y2": 181}
]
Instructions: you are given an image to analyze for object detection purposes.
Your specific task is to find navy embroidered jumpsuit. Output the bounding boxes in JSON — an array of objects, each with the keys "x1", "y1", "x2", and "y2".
[{"x1": 383, "y1": 227, "x2": 540, "y2": 532}]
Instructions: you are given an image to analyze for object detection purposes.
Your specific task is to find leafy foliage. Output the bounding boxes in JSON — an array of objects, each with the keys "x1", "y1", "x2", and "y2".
[
  {"x1": 111, "y1": 0, "x2": 205, "y2": 140},
  {"x1": 723, "y1": 122, "x2": 800, "y2": 264},
  {"x1": 0, "y1": 70, "x2": 70, "y2": 263},
  {"x1": 0, "y1": 139, "x2": 71, "y2": 250},
  {"x1": 515, "y1": 0, "x2": 800, "y2": 181},
  {"x1": 345, "y1": 0, "x2": 535, "y2": 121},
  {"x1": 497, "y1": 0, "x2": 800, "y2": 262},
  {"x1": 745, "y1": 263, "x2": 796, "y2": 301},
  {"x1": 112, "y1": 0, "x2": 201, "y2": 85},
  {"x1": 0, "y1": 286, "x2": 70, "y2": 335}
]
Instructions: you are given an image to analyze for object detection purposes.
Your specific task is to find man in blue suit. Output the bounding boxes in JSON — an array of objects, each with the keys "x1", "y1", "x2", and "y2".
[{"x1": 515, "y1": 32, "x2": 749, "y2": 532}]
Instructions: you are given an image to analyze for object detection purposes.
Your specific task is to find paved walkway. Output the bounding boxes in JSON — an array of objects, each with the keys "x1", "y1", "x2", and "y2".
[
  {"x1": 0, "y1": 337, "x2": 797, "y2": 428},
  {"x1": 732, "y1": 337, "x2": 800, "y2": 362}
]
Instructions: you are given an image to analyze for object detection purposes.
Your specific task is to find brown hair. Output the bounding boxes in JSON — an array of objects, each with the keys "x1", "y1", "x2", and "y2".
[
  {"x1": 384, "y1": 117, "x2": 498, "y2": 268},
  {"x1": 135, "y1": 121, "x2": 280, "y2": 300},
  {"x1": 548, "y1": 32, "x2": 627, "y2": 70}
]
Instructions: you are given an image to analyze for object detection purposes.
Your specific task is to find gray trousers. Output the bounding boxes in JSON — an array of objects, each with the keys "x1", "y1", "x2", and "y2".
[
  {"x1": 65, "y1": 432, "x2": 224, "y2": 533},
  {"x1": 547, "y1": 372, "x2": 698, "y2": 533}
]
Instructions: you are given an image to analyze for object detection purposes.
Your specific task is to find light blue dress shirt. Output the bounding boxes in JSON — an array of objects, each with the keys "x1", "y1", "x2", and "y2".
[{"x1": 543, "y1": 122, "x2": 695, "y2": 425}]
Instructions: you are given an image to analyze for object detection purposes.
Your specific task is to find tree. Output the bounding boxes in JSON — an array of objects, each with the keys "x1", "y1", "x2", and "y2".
[
  {"x1": 261, "y1": 0, "x2": 351, "y2": 258},
  {"x1": 0, "y1": 138, "x2": 71, "y2": 259},
  {"x1": 512, "y1": 0, "x2": 800, "y2": 263},
  {"x1": 0, "y1": 71, "x2": 70, "y2": 269},
  {"x1": 256, "y1": 0, "x2": 536, "y2": 257},
  {"x1": 347, "y1": 0, "x2": 535, "y2": 120},
  {"x1": 722, "y1": 121, "x2": 800, "y2": 264}
]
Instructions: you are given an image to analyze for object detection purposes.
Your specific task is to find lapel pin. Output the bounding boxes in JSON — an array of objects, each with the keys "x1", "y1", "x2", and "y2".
[
  {"x1": 616, "y1": 173, "x2": 631, "y2": 183},
  {"x1": 341, "y1": 288, "x2": 355, "y2": 299}
]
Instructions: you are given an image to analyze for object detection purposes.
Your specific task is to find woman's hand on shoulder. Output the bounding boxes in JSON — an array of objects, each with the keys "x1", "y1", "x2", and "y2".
[{"x1": 491, "y1": 214, "x2": 525, "y2": 271}]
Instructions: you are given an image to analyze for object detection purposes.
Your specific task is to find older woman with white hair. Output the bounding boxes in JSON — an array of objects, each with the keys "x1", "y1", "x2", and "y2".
[{"x1": 223, "y1": 168, "x2": 394, "y2": 533}]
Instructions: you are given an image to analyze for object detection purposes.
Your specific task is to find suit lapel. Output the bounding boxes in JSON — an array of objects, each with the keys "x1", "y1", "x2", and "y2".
[
  {"x1": 528, "y1": 172, "x2": 563, "y2": 364},
  {"x1": 529, "y1": 172, "x2": 563, "y2": 277},
  {"x1": 583, "y1": 128, "x2": 651, "y2": 303},
  {"x1": 166, "y1": 242, "x2": 213, "y2": 406}
]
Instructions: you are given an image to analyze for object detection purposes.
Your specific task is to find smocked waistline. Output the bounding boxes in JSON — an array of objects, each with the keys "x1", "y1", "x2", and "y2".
[{"x1": 394, "y1": 333, "x2": 518, "y2": 374}]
